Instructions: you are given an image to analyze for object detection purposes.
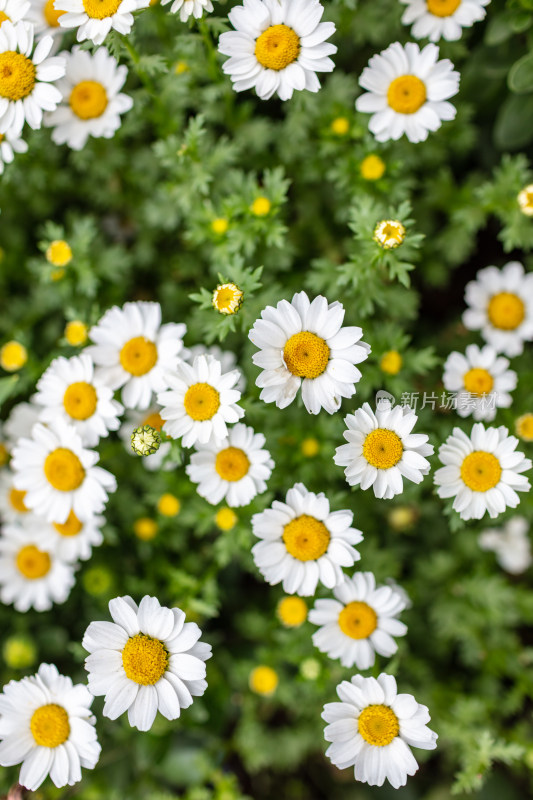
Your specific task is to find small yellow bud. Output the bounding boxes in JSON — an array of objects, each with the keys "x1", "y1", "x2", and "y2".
[
  {"x1": 373, "y1": 219, "x2": 406, "y2": 249},
  {"x1": 157, "y1": 493, "x2": 181, "y2": 517},
  {"x1": 380, "y1": 350, "x2": 402, "y2": 375},
  {"x1": 360, "y1": 154, "x2": 386, "y2": 181},
  {"x1": 300, "y1": 657, "x2": 320, "y2": 680},
  {"x1": 131, "y1": 425, "x2": 161, "y2": 456},
  {"x1": 46, "y1": 240, "x2": 72, "y2": 267},
  {"x1": 515, "y1": 413, "x2": 533, "y2": 442},
  {"x1": 212, "y1": 283, "x2": 244, "y2": 315},
  {"x1": 388, "y1": 505, "x2": 418, "y2": 531},
  {"x1": 249, "y1": 665, "x2": 278, "y2": 696},
  {"x1": 330, "y1": 116, "x2": 350, "y2": 136},
  {"x1": 301, "y1": 437, "x2": 319, "y2": 457},
  {"x1": 82, "y1": 565, "x2": 113, "y2": 596},
  {"x1": 3, "y1": 635, "x2": 37, "y2": 669},
  {"x1": 250, "y1": 196, "x2": 271, "y2": 217},
  {"x1": 211, "y1": 217, "x2": 229, "y2": 235},
  {"x1": 175, "y1": 60, "x2": 189, "y2": 74},
  {"x1": 0, "y1": 341, "x2": 27, "y2": 372},
  {"x1": 65, "y1": 320, "x2": 88, "y2": 346},
  {"x1": 134, "y1": 517, "x2": 158, "y2": 541},
  {"x1": 518, "y1": 185, "x2": 533, "y2": 217},
  {"x1": 277, "y1": 596, "x2": 307, "y2": 628},
  {"x1": 215, "y1": 507, "x2": 238, "y2": 531}
]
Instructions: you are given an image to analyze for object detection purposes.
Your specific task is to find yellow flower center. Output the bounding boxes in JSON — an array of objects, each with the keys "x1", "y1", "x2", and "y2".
[
  {"x1": 358, "y1": 705, "x2": 399, "y2": 746},
  {"x1": 65, "y1": 320, "x2": 88, "y2": 346},
  {"x1": 142, "y1": 411, "x2": 164, "y2": 431},
  {"x1": 283, "y1": 331, "x2": 330, "y2": 379},
  {"x1": 360, "y1": 154, "x2": 386, "y2": 181},
  {"x1": 30, "y1": 704, "x2": 70, "y2": 748},
  {"x1": 9, "y1": 487, "x2": 28, "y2": 513},
  {"x1": 215, "y1": 446, "x2": 250, "y2": 482},
  {"x1": 380, "y1": 350, "x2": 402, "y2": 375},
  {"x1": 16, "y1": 545, "x2": 51, "y2": 579},
  {"x1": 0, "y1": 52, "x2": 36, "y2": 101},
  {"x1": 122, "y1": 633, "x2": 169, "y2": 685},
  {"x1": 82, "y1": 0, "x2": 122, "y2": 19},
  {"x1": 463, "y1": 368, "x2": 494, "y2": 396},
  {"x1": 0, "y1": 11, "x2": 10, "y2": 25},
  {"x1": 46, "y1": 240, "x2": 72, "y2": 267},
  {"x1": 331, "y1": 117, "x2": 349, "y2": 136},
  {"x1": 215, "y1": 506, "x2": 238, "y2": 531},
  {"x1": 249, "y1": 665, "x2": 278, "y2": 695},
  {"x1": 184, "y1": 382, "x2": 220, "y2": 421},
  {"x1": 63, "y1": 381, "x2": 98, "y2": 420},
  {"x1": 301, "y1": 437, "x2": 319, "y2": 457},
  {"x1": 374, "y1": 220, "x2": 406, "y2": 249},
  {"x1": 157, "y1": 493, "x2": 181, "y2": 517},
  {"x1": 53, "y1": 510, "x2": 83, "y2": 537},
  {"x1": 363, "y1": 429, "x2": 404, "y2": 469},
  {"x1": 120, "y1": 336, "x2": 158, "y2": 376},
  {"x1": 460, "y1": 451, "x2": 502, "y2": 491},
  {"x1": 518, "y1": 186, "x2": 533, "y2": 216},
  {"x1": 516, "y1": 413, "x2": 533, "y2": 442},
  {"x1": 277, "y1": 595, "x2": 307, "y2": 627},
  {"x1": 44, "y1": 447, "x2": 85, "y2": 491},
  {"x1": 69, "y1": 80, "x2": 108, "y2": 120},
  {"x1": 211, "y1": 217, "x2": 229, "y2": 235},
  {"x1": 282, "y1": 515, "x2": 330, "y2": 561},
  {"x1": 426, "y1": 0, "x2": 461, "y2": 16},
  {"x1": 338, "y1": 601, "x2": 378, "y2": 639},
  {"x1": 44, "y1": 0, "x2": 66, "y2": 26},
  {"x1": 487, "y1": 292, "x2": 525, "y2": 331},
  {"x1": 0, "y1": 341, "x2": 27, "y2": 371},
  {"x1": 212, "y1": 283, "x2": 243, "y2": 315},
  {"x1": 254, "y1": 24, "x2": 300, "y2": 71},
  {"x1": 387, "y1": 75, "x2": 427, "y2": 114},
  {"x1": 134, "y1": 517, "x2": 158, "y2": 541},
  {"x1": 251, "y1": 196, "x2": 271, "y2": 216}
]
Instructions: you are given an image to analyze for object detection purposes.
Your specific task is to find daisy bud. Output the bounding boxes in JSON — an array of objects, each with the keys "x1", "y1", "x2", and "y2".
[
  {"x1": 373, "y1": 219, "x2": 406, "y2": 249},
  {"x1": 212, "y1": 282, "x2": 244, "y2": 315},
  {"x1": 131, "y1": 425, "x2": 161, "y2": 456},
  {"x1": 518, "y1": 185, "x2": 533, "y2": 217}
]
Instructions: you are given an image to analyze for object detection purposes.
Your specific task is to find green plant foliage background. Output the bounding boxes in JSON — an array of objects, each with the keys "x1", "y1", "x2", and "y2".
[{"x1": 1, "y1": 0, "x2": 533, "y2": 797}]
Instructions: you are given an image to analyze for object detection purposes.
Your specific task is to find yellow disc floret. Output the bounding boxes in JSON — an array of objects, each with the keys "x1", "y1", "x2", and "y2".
[
  {"x1": 65, "y1": 320, "x2": 88, "y2": 346},
  {"x1": 463, "y1": 368, "x2": 494, "y2": 396},
  {"x1": 0, "y1": 12, "x2": 9, "y2": 25},
  {"x1": 134, "y1": 517, "x2": 158, "y2": 541},
  {"x1": 255, "y1": 24, "x2": 300, "y2": 71},
  {"x1": 30, "y1": 704, "x2": 70, "y2": 748},
  {"x1": 518, "y1": 185, "x2": 533, "y2": 217},
  {"x1": 360, "y1": 154, "x2": 386, "y2": 181},
  {"x1": 9, "y1": 488, "x2": 28, "y2": 513},
  {"x1": 283, "y1": 331, "x2": 330, "y2": 379},
  {"x1": 387, "y1": 75, "x2": 427, "y2": 114},
  {"x1": 331, "y1": 117, "x2": 349, "y2": 136},
  {"x1": 487, "y1": 292, "x2": 525, "y2": 331},
  {"x1": 374, "y1": 219, "x2": 406, "y2": 249},
  {"x1": 63, "y1": 381, "x2": 98, "y2": 420},
  {"x1": 249, "y1": 665, "x2": 278, "y2": 695},
  {"x1": 46, "y1": 240, "x2": 72, "y2": 267},
  {"x1": 212, "y1": 283, "x2": 244, "y2": 315},
  {"x1": 516, "y1": 413, "x2": 533, "y2": 442},
  {"x1": 250, "y1": 196, "x2": 271, "y2": 216},
  {"x1": 157, "y1": 493, "x2": 181, "y2": 517},
  {"x1": 82, "y1": 0, "x2": 122, "y2": 19},
  {"x1": 460, "y1": 451, "x2": 502, "y2": 492},
  {"x1": 70, "y1": 80, "x2": 108, "y2": 120},
  {"x1": 184, "y1": 383, "x2": 221, "y2": 421},
  {"x1": 122, "y1": 633, "x2": 169, "y2": 685},
  {"x1": 282, "y1": 515, "x2": 330, "y2": 561},
  {"x1": 277, "y1": 595, "x2": 307, "y2": 627},
  {"x1": 426, "y1": 0, "x2": 461, "y2": 16},
  {"x1": 16, "y1": 545, "x2": 51, "y2": 579},
  {"x1": 143, "y1": 411, "x2": 164, "y2": 431},
  {"x1": 363, "y1": 429, "x2": 403, "y2": 469},
  {"x1": 44, "y1": 0, "x2": 66, "y2": 26},
  {"x1": 0, "y1": 341, "x2": 27, "y2": 371},
  {"x1": 215, "y1": 447, "x2": 250, "y2": 482},
  {"x1": 211, "y1": 217, "x2": 229, "y2": 234},
  {"x1": 44, "y1": 448, "x2": 85, "y2": 491},
  {"x1": 0, "y1": 52, "x2": 36, "y2": 101},
  {"x1": 301, "y1": 437, "x2": 320, "y2": 457},
  {"x1": 53, "y1": 511, "x2": 83, "y2": 538},
  {"x1": 380, "y1": 350, "x2": 402, "y2": 375},
  {"x1": 358, "y1": 704, "x2": 399, "y2": 746},
  {"x1": 120, "y1": 336, "x2": 158, "y2": 376},
  {"x1": 215, "y1": 506, "x2": 238, "y2": 531},
  {"x1": 338, "y1": 601, "x2": 378, "y2": 639}
]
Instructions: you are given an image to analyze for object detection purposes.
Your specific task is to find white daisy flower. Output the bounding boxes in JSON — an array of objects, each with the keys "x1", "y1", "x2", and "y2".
[
  {"x1": 249, "y1": 291, "x2": 370, "y2": 415},
  {"x1": 87, "y1": 301, "x2": 186, "y2": 410},
  {"x1": 11, "y1": 421, "x2": 117, "y2": 524},
  {"x1": 27, "y1": 509, "x2": 105, "y2": 562},
  {"x1": 400, "y1": 0, "x2": 489, "y2": 42},
  {"x1": 479, "y1": 515, "x2": 532, "y2": 574},
  {"x1": 0, "y1": 663, "x2": 100, "y2": 791},
  {"x1": 186, "y1": 422, "x2": 274, "y2": 507},
  {"x1": 4, "y1": 400, "x2": 41, "y2": 447},
  {"x1": 0, "y1": 128, "x2": 27, "y2": 173},
  {"x1": 161, "y1": 0, "x2": 213, "y2": 23},
  {"x1": 119, "y1": 406, "x2": 176, "y2": 471},
  {"x1": 157, "y1": 354, "x2": 244, "y2": 448},
  {"x1": 0, "y1": 468, "x2": 32, "y2": 522},
  {"x1": 0, "y1": 20, "x2": 65, "y2": 136},
  {"x1": 355, "y1": 41, "x2": 460, "y2": 143},
  {"x1": 28, "y1": 0, "x2": 67, "y2": 37},
  {"x1": 434, "y1": 423, "x2": 532, "y2": 521},
  {"x1": 218, "y1": 0, "x2": 337, "y2": 102},
  {"x1": 334, "y1": 402, "x2": 434, "y2": 499},
  {"x1": 252, "y1": 482, "x2": 363, "y2": 596},
  {"x1": 442, "y1": 344, "x2": 517, "y2": 422},
  {"x1": 188, "y1": 344, "x2": 246, "y2": 391},
  {"x1": 83, "y1": 594, "x2": 212, "y2": 731},
  {"x1": 308, "y1": 572, "x2": 407, "y2": 669},
  {"x1": 322, "y1": 673, "x2": 437, "y2": 789},
  {"x1": 0, "y1": 1, "x2": 31, "y2": 29},
  {"x1": 56, "y1": 0, "x2": 150, "y2": 46},
  {"x1": 463, "y1": 262, "x2": 533, "y2": 357},
  {"x1": 34, "y1": 353, "x2": 123, "y2": 447},
  {"x1": 45, "y1": 46, "x2": 133, "y2": 151},
  {"x1": 0, "y1": 523, "x2": 76, "y2": 611}
]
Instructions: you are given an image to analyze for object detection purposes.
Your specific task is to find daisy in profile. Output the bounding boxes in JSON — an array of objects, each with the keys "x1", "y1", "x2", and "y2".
[
  {"x1": 28, "y1": 0, "x2": 67, "y2": 37},
  {"x1": 0, "y1": 129, "x2": 27, "y2": 173},
  {"x1": 11, "y1": 421, "x2": 117, "y2": 523},
  {"x1": 434, "y1": 423, "x2": 532, "y2": 520},
  {"x1": 322, "y1": 673, "x2": 437, "y2": 789},
  {"x1": 161, "y1": 0, "x2": 213, "y2": 22},
  {"x1": 158, "y1": 354, "x2": 244, "y2": 448},
  {"x1": 355, "y1": 42, "x2": 459, "y2": 143},
  {"x1": 83, "y1": 595, "x2": 212, "y2": 731},
  {"x1": 0, "y1": 20, "x2": 65, "y2": 136},
  {"x1": 186, "y1": 422, "x2": 274, "y2": 507},
  {"x1": 0, "y1": 663, "x2": 100, "y2": 791},
  {"x1": 400, "y1": 0, "x2": 490, "y2": 41},
  {"x1": 0, "y1": 1, "x2": 31, "y2": 29},
  {"x1": 87, "y1": 301, "x2": 186, "y2": 410},
  {"x1": 249, "y1": 291, "x2": 370, "y2": 415},
  {"x1": 34, "y1": 353, "x2": 123, "y2": 447},
  {"x1": 309, "y1": 572, "x2": 407, "y2": 669},
  {"x1": 29, "y1": 510, "x2": 105, "y2": 562},
  {"x1": 463, "y1": 262, "x2": 533, "y2": 357},
  {"x1": 334, "y1": 402, "x2": 433, "y2": 499},
  {"x1": 218, "y1": 0, "x2": 337, "y2": 102},
  {"x1": 252, "y1": 483, "x2": 363, "y2": 596},
  {"x1": 45, "y1": 46, "x2": 133, "y2": 150},
  {"x1": 442, "y1": 344, "x2": 516, "y2": 422},
  {"x1": 479, "y1": 516, "x2": 531, "y2": 574},
  {"x1": 56, "y1": 0, "x2": 150, "y2": 46},
  {"x1": 119, "y1": 406, "x2": 176, "y2": 471},
  {"x1": 0, "y1": 523, "x2": 76, "y2": 611},
  {"x1": 0, "y1": 468, "x2": 32, "y2": 522}
]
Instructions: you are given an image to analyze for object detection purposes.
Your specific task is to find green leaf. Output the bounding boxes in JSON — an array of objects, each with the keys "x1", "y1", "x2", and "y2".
[
  {"x1": 494, "y1": 94, "x2": 533, "y2": 149},
  {"x1": 0, "y1": 375, "x2": 18, "y2": 408},
  {"x1": 508, "y1": 52, "x2": 533, "y2": 94}
]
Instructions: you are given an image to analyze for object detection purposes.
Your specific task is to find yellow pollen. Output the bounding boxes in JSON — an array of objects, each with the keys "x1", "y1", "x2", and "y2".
[
  {"x1": 301, "y1": 437, "x2": 320, "y2": 457},
  {"x1": 277, "y1": 595, "x2": 307, "y2": 627},
  {"x1": 53, "y1": 510, "x2": 83, "y2": 537},
  {"x1": 211, "y1": 217, "x2": 229, "y2": 234},
  {"x1": 134, "y1": 517, "x2": 158, "y2": 541},
  {"x1": 331, "y1": 117, "x2": 349, "y2": 135},
  {"x1": 44, "y1": 0, "x2": 66, "y2": 26},
  {"x1": 69, "y1": 80, "x2": 108, "y2": 120},
  {"x1": 184, "y1": 382, "x2": 220, "y2": 421},
  {"x1": 0, "y1": 52, "x2": 36, "y2": 101},
  {"x1": 142, "y1": 411, "x2": 164, "y2": 431},
  {"x1": 360, "y1": 154, "x2": 386, "y2": 181},
  {"x1": 338, "y1": 601, "x2": 378, "y2": 639},
  {"x1": 16, "y1": 545, "x2": 51, "y2": 579},
  {"x1": 251, "y1": 196, "x2": 271, "y2": 216},
  {"x1": 157, "y1": 493, "x2": 181, "y2": 517},
  {"x1": 65, "y1": 320, "x2": 88, "y2": 346},
  {"x1": 63, "y1": 381, "x2": 98, "y2": 420},
  {"x1": 516, "y1": 413, "x2": 533, "y2": 442},
  {"x1": 82, "y1": 0, "x2": 122, "y2": 19},
  {"x1": 30, "y1": 704, "x2": 70, "y2": 748},
  {"x1": 283, "y1": 331, "x2": 330, "y2": 379},
  {"x1": 380, "y1": 350, "x2": 402, "y2": 375},
  {"x1": 282, "y1": 515, "x2": 330, "y2": 561},
  {"x1": 0, "y1": 11, "x2": 10, "y2": 25},
  {"x1": 249, "y1": 665, "x2": 278, "y2": 695},
  {"x1": 215, "y1": 506, "x2": 238, "y2": 531},
  {"x1": 387, "y1": 75, "x2": 427, "y2": 114},
  {"x1": 518, "y1": 186, "x2": 533, "y2": 216},
  {"x1": 120, "y1": 336, "x2": 158, "y2": 376},
  {"x1": 461, "y1": 451, "x2": 502, "y2": 492},
  {"x1": 0, "y1": 341, "x2": 27, "y2": 371},
  {"x1": 122, "y1": 633, "x2": 169, "y2": 685},
  {"x1": 463, "y1": 368, "x2": 494, "y2": 396},
  {"x1": 487, "y1": 292, "x2": 525, "y2": 331},
  {"x1": 212, "y1": 283, "x2": 243, "y2": 315},
  {"x1": 363, "y1": 429, "x2": 403, "y2": 469},
  {"x1": 374, "y1": 219, "x2": 406, "y2": 249},
  {"x1": 44, "y1": 447, "x2": 85, "y2": 491},
  {"x1": 426, "y1": 0, "x2": 461, "y2": 16},
  {"x1": 358, "y1": 705, "x2": 399, "y2": 746},
  {"x1": 9, "y1": 487, "x2": 28, "y2": 513},
  {"x1": 255, "y1": 24, "x2": 300, "y2": 71},
  {"x1": 215, "y1": 447, "x2": 250, "y2": 482},
  {"x1": 46, "y1": 240, "x2": 72, "y2": 266}
]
